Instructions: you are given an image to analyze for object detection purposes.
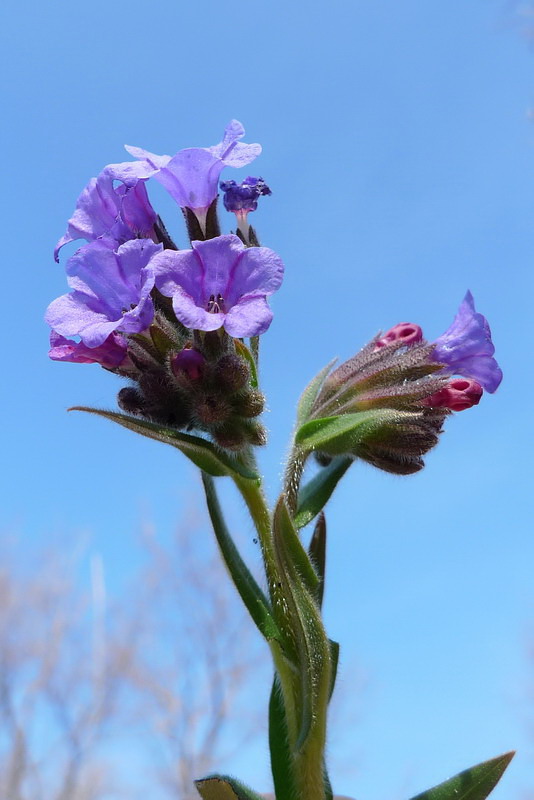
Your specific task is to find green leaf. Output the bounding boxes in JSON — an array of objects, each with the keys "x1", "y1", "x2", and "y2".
[
  {"x1": 202, "y1": 473, "x2": 280, "y2": 643},
  {"x1": 195, "y1": 775, "x2": 265, "y2": 800},
  {"x1": 70, "y1": 407, "x2": 259, "y2": 482},
  {"x1": 408, "y1": 751, "x2": 515, "y2": 800},
  {"x1": 295, "y1": 457, "x2": 353, "y2": 530},
  {"x1": 295, "y1": 409, "x2": 403, "y2": 456},
  {"x1": 269, "y1": 676, "x2": 298, "y2": 800},
  {"x1": 296, "y1": 360, "x2": 337, "y2": 427}
]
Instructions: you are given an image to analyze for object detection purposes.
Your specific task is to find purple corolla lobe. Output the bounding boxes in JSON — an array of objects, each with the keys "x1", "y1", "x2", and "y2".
[
  {"x1": 118, "y1": 120, "x2": 261, "y2": 215},
  {"x1": 46, "y1": 239, "x2": 162, "y2": 348},
  {"x1": 152, "y1": 234, "x2": 284, "y2": 338},
  {"x1": 54, "y1": 170, "x2": 157, "y2": 262},
  {"x1": 432, "y1": 291, "x2": 502, "y2": 393},
  {"x1": 48, "y1": 331, "x2": 128, "y2": 367}
]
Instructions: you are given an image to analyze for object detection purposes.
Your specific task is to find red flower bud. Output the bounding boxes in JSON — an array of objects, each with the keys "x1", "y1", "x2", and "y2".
[
  {"x1": 422, "y1": 378, "x2": 483, "y2": 411},
  {"x1": 375, "y1": 323, "x2": 423, "y2": 349}
]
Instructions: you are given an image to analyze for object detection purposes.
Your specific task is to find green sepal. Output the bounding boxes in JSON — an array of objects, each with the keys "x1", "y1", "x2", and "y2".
[
  {"x1": 328, "y1": 638, "x2": 340, "y2": 701},
  {"x1": 195, "y1": 775, "x2": 265, "y2": 800},
  {"x1": 272, "y1": 498, "x2": 331, "y2": 751},
  {"x1": 234, "y1": 339, "x2": 259, "y2": 388},
  {"x1": 268, "y1": 676, "x2": 298, "y2": 800},
  {"x1": 295, "y1": 457, "x2": 353, "y2": 530},
  {"x1": 296, "y1": 360, "x2": 337, "y2": 427},
  {"x1": 308, "y1": 513, "x2": 326, "y2": 607},
  {"x1": 202, "y1": 473, "x2": 281, "y2": 642},
  {"x1": 295, "y1": 409, "x2": 409, "y2": 456},
  {"x1": 70, "y1": 407, "x2": 259, "y2": 483},
  {"x1": 408, "y1": 751, "x2": 515, "y2": 800}
]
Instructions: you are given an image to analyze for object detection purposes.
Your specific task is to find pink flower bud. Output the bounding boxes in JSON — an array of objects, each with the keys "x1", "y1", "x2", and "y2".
[
  {"x1": 422, "y1": 378, "x2": 483, "y2": 411},
  {"x1": 171, "y1": 348, "x2": 205, "y2": 381},
  {"x1": 375, "y1": 322, "x2": 423, "y2": 349}
]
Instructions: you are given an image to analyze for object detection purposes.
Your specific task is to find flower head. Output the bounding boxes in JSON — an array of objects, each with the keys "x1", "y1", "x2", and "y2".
[
  {"x1": 54, "y1": 170, "x2": 157, "y2": 261},
  {"x1": 151, "y1": 234, "x2": 284, "y2": 338},
  {"x1": 432, "y1": 291, "x2": 502, "y2": 392},
  {"x1": 46, "y1": 239, "x2": 161, "y2": 348},
  {"x1": 110, "y1": 120, "x2": 261, "y2": 219}
]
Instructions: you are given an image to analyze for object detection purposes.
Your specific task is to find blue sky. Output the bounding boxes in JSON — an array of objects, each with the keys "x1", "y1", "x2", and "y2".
[{"x1": 1, "y1": 0, "x2": 533, "y2": 797}]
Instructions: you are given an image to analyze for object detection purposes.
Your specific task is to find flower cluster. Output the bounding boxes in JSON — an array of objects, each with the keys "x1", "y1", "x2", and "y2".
[
  {"x1": 307, "y1": 292, "x2": 502, "y2": 474},
  {"x1": 46, "y1": 121, "x2": 282, "y2": 450}
]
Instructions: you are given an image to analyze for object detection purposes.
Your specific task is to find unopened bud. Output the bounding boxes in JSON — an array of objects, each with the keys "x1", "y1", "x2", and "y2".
[
  {"x1": 171, "y1": 348, "x2": 205, "y2": 381},
  {"x1": 195, "y1": 395, "x2": 232, "y2": 425},
  {"x1": 232, "y1": 390, "x2": 265, "y2": 418},
  {"x1": 215, "y1": 354, "x2": 250, "y2": 393},
  {"x1": 375, "y1": 323, "x2": 423, "y2": 349},
  {"x1": 118, "y1": 387, "x2": 146, "y2": 416},
  {"x1": 422, "y1": 378, "x2": 483, "y2": 411}
]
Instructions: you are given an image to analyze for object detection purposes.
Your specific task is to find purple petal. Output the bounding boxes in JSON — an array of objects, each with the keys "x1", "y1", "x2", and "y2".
[
  {"x1": 433, "y1": 291, "x2": 502, "y2": 392},
  {"x1": 207, "y1": 119, "x2": 262, "y2": 168},
  {"x1": 47, "y1": 239, "x2": 160, "y2": 347},
  {"x1": 224, "y1": 244, "x2": 284, "y2": 306},
  {"x1": 152, "y1": 248, "x2": 204, "y2": 305},
  {"x1": 223, "y1": 296, "x2": 274, "y2": 337},
  {"x1": 49, "y1": 331, "x2": 127, "y2": 367},
  {"x1": 171, "y1": 288, "x2": 224, "y2": 332},
  {"x1": 55, "y1": 169, "x2": 157, "y2": 261},
  {"x1": 153, "y1": 148, "x2": 223, "y2": 209}
]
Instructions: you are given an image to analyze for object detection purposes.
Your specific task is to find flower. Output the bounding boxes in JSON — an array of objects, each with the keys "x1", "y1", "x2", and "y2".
[
  {"x1": 48, "y1": 330, "x2": 128, "y2": 368},
  {"x1": 151, "y1": 234, "x2": 284, "y2": 338},
  {"x1": 46, "y1": 238, "x2": 162, "y2": 348},
  {"x1": 110, "y1": 120, "x2": 261, "y2": 221},
  {"x1": 220, "y1": 177, "x2": 272, "y2": 213},
  {"x1": 54, "y1": 169, "x2": 157, "y2": 261},
  {"x1": 432, "y1": 291, "x2": 502, "y2": 392}
]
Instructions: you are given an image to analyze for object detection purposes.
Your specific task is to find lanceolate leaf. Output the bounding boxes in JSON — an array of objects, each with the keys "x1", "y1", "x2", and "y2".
[
  {"x1": 295, "y1": 457, "x2": 353, "y2": 530},
  {"x1": 295, "y1": 409, "x2": 407, "y2": 455},
  {"x1": 296, "y1": 360, "x2": 337, "y2": 427},
  {"x1": 408, "y1": 752, "x2": 515, "y2": 800},
  {"x1": 195, "y1": 775, "x2": 265, "y2": 800},
  {"x1": 70, "y1": 407, "x2": 259, "y2": 482},
  {"x1": 269, "y1": 677, "x2": 298, "y2": 800},
  {"x1": 202, "y1": 473, "x2": 280, "y2": 643}
]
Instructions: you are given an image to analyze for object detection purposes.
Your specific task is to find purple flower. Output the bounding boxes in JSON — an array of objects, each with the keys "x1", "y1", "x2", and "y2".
[
  {"x1": 54, "y1": 169, "x2": 157, "y2": 261},
  {"x1": 110, "y1": 120, "x2": 261, "y2": 221},
  {"x1": 151, "y1": 234, "x2": 284, "y2": 338},
  {"x1": 48, "y1": 331, "x2": 128, "y2": 367},
  {"x1": 46, "y1": 238, "x2": 162, "y2": 348},
  {"x1": 432, "y1": 291, "x2": 502, "y2": 393},
  {"x1": 220, "y1": 177, "x2": 271, "y2": 213}
]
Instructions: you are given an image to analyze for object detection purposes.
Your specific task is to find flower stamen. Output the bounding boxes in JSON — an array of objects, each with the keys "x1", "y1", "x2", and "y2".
[{"x1": 206, "y1": 293, "x2": 225, "y2": 314}]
